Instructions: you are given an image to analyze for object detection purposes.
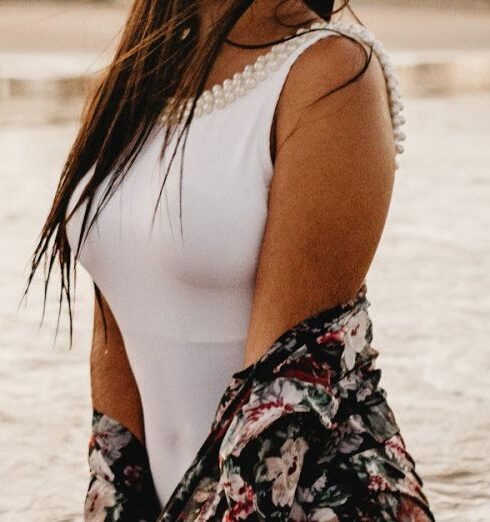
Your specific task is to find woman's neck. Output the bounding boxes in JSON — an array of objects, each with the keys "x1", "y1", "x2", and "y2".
[{"x1": 199, "y1": 0, "x2": 318, "y2": 45}]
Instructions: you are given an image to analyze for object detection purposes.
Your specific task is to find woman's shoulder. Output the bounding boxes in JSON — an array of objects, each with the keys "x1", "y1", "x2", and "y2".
[{"x1": 275, "y1": 23, "x2": 395, "y2": 147}]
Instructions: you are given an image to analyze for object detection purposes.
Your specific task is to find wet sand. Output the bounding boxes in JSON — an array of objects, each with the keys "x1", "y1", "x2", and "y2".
[{"x1": 1, "y1": 93, "x2": 489, "y2": 520}]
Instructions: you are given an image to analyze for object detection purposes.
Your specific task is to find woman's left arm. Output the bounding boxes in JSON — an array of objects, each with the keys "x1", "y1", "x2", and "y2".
[{"x1": 241, "y1": 34, "x2": 396, "y2": 369}]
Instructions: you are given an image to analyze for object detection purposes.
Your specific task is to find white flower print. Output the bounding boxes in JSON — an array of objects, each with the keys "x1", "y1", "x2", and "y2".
[
  {"x1": 337, "y1": 414, "x2": 366, "y2": 454},
  {"x1": 85, "y1": 478, "x2": 119, "y2": 521},
  {"x1": 89, "y1": 449, "x2": 115, "y2": 483},
  {"x1": 342, "y1": 311, "x2": 370, "y2": 371},
  {"x1": 94, "y1": 416, "x2": 132, "y2": 465},
  {"x1": 263, "y1": 437, "x2": 309, "y2": 507},
  {"x1": 248, "y1": 378, "x2": 305, "y2": 407},
  {"x1": 309, "y1": 507, "x2": 339, "y2": 521}
]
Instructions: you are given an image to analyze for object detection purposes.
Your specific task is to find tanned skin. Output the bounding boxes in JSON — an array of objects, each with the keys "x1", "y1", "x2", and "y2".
[
  {"x1": 90, "y1": 0, "x2": 395, "y2": 446},
  {"x1": 91, "y1": 292, "x2": 145, "y2": 444},
  {"x1": 242, "y1": 33, "x2": 395, "y2": 367}
]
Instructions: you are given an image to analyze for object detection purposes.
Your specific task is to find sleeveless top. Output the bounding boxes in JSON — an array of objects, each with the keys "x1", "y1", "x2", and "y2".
[{"x1": 65, "y1": 20, "x2": 406, "y2": 507}]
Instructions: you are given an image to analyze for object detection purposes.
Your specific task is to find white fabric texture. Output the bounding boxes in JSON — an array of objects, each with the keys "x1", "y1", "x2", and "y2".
[{"x1": 66, "y1": 29, "x2": 347, "y2": 507}]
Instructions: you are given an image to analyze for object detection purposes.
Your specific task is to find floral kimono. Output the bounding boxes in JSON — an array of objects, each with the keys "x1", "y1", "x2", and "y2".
[{"x1": 85, "y1": 284, "x2": 436, "y2": 521}]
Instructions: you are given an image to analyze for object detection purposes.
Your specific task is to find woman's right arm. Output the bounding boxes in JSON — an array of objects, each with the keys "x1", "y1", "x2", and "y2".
[
  {"x1": 86, "y1": 287, "x2": 161, "y2": 520},
  {"x1": 90, "y1": 287, "x2": 145, "y2": 444}
]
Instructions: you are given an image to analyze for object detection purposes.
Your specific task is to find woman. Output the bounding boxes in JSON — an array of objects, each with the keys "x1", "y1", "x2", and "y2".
[{"x1": 23, "y1": 0, "x2": 436, "y2": 520}]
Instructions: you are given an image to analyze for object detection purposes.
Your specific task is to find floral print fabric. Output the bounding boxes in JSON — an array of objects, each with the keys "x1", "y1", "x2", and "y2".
[
  {"x1": 86, "y1": 283, "x2": 436, "y2": 521},
  {"x1": 85, "y1": 410, "x2": 161, "y2": 521}
]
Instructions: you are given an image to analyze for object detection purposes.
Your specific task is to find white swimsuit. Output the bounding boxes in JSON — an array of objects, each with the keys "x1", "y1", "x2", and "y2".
[{"x1": 65, "y1": 21, "x2": 405, "y2": 508}]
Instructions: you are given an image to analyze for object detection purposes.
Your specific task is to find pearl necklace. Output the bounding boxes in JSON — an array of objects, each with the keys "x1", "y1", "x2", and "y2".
[{"x1": 162, "y1": 20, "x2": 407, "y2": 169}]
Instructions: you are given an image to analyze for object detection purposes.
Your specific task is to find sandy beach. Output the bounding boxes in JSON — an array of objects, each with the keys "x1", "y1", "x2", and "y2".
[{"x1": 1, "y1": 93, "x2": 488, "y2": 521}]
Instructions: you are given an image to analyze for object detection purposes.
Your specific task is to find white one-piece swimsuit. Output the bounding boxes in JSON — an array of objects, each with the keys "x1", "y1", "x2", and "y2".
[{"x1": 65, "y1": 22, "x2": 402, "y2": 508}]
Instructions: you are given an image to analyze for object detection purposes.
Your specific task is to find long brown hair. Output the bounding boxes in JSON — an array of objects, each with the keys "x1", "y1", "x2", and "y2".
[{"x1": 21, "y1": 0, "x2": 370, "y2": 349}]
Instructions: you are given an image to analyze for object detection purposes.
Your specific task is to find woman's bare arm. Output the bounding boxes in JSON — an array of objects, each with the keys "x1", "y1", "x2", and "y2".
[
  {"x1": 242, "y1": 35, "x2": 395, "y2": 368},
  {"x1": 91, "y1": 288, "x2": 145, "y2": 445}
]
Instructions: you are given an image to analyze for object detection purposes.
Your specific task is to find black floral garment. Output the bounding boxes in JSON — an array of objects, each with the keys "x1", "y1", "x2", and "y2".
[
  {"x1": 85, "y1": 283, "x2": 436, "y2": 521},
  {"x1": 85, "y1": 410, "x2": 161, "y2": 521}
]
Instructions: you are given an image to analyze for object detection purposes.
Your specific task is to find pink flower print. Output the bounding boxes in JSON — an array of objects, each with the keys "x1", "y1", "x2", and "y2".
[
  {"x1": 220, "y1": 380, "x2": 309, "y2": 463},
  {"x1": 222, "y1": 472, "x2": 255, "y2": 520},
  {"x1": 316, "y1": 328, "x2": 346, "y2": 345},
  {"x1": 385, "y1": 434, "x2": 409, "y2": 467},
  {"x1": 366, "y1": 460, "x2": 391, "y2": 492},
  {"x1": 368, "y1": 474, "x2": 391, "y2": 492},
  {"x1": 280, "y1": 352, "x2": 333, "y2": 390}
]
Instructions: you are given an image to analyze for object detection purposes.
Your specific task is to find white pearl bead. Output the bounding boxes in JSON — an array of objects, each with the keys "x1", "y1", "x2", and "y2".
[
  {"x1": 245, "y1": 76, "x2": 257, "y2": 89},
  {"x1": 295, "y1": 34, "x2": 309, "y2": 45},
  {"x1": 384, "y1": 66, "x2": 396, "y2": 79},
  {"x1": 255, "y1": 69, "x2": 268, "y2": 81},
  {"x1": 391, "y1": 102, "x2": 403, "y2": 115},
  {"x1": 327, "y1": 20, "x2": 407, "y2": 163},
  {"x1": 387, "y1": 77, "x2": 399, "y2": 90},
  {"x1": 265, "y1": 51, "x2": 276, "y2": 63},
  {"x1": 212, "y1": 85, "x2": 223, "y2": 97},
  {"x1": 224, "y1": 91, "x2": 235, "y2": 104},
  {"x1": 394, "y1": 114, "x2": 406, "y2": 126},
  {"x1": 265, "y1": 60, "x2": 279, "y2": 73},
  {"x1": 214, "y1": 97, "x2": 226, "y2": 109},
  {"x1": 243, "y1": 65, "x2": 255, "y2": 79},
  {"x1": 379, "y1": 54, "x2": 391, "y2": 67},
  {"x1": 235, "y1": 85, "x2": 246, "y2": 97},
  {"x1": 223, "y1": 79, "x2": 234, "y2": 92},
  {"x1": 170, "y1": 17, "x2": 408, "y2": 142},
  {"x1": 274, "y1": 43, "x2": 288, "y2": 55},
  {"x1": 272, "y1": 50, "x2": 288, "y2": 62}
]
